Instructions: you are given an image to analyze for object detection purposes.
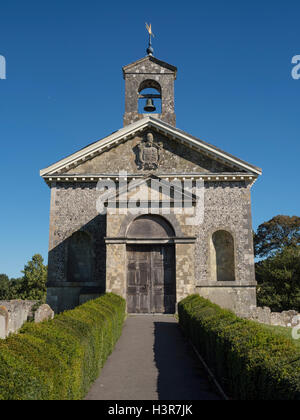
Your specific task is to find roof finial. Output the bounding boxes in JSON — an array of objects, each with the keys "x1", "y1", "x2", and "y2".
[{"x1": 145, "y1": 23, "x2": 154, "y2": 56}]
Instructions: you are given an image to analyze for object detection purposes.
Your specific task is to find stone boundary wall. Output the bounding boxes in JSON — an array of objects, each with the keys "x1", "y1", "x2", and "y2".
[
  {"x1": 0, "y1": 300, "x2": 54, "y2": 339},
  {"x1": 236, "y1": 305, "x2": 299, "y2": 328}
]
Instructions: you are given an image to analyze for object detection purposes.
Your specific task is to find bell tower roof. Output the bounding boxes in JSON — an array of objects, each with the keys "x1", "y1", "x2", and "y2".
[{"x1": 122, "y1": 55, "x2": 177, "y2": 79}]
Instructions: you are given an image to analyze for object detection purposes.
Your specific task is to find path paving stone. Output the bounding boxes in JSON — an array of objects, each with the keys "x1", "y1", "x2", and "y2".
[{"x1": 85, "y1": 315, "x2": 220, "y2": 400}]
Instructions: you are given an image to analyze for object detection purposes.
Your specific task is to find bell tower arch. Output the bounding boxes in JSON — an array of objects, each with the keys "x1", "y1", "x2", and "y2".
[{"x1": 122, "y1": 55, "x2": 177, "y2": 127}]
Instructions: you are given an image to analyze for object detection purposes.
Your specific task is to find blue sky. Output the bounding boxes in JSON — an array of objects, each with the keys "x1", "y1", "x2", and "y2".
[{"x1": 0, "y1": 0, "x2": 299, "y2": 278}]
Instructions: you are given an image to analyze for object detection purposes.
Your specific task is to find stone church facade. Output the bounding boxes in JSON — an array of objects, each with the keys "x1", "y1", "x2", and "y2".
[{"x1": 41, "y1": 53, "x2": 262, "y2": 314}]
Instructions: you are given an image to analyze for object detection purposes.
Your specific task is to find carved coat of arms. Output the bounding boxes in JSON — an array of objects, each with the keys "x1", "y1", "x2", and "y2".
[{"x1": 137, "y1": 132, "x2": 163, "y2": 170}]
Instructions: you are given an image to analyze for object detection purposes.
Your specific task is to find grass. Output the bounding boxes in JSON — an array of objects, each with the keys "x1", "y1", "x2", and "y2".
[{"x1": 261, "y1": 324, "x2": 300, "y2": 350}]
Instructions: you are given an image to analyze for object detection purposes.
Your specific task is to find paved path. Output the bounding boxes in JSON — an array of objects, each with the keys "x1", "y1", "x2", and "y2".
[{"x1": 85, "y1": 315, "x2": 220, "y2": 400}]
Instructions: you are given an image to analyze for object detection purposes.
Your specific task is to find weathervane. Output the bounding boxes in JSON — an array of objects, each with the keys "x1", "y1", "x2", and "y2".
[{"x1": 146, "y1": 23, "x2": 154, "y2": 56}]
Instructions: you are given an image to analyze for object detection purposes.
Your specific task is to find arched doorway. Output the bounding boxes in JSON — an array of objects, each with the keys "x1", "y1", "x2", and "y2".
[{"x1": 126, "y1": 215, "x2": 176, "y2": 314}]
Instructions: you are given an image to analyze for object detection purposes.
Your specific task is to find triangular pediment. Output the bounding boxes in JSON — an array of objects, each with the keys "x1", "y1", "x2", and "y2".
[
  {"x1": 102, "y1": 175, "x2": 197, "y2": 203},
  {"x1": 40, "y1": 117, "x2": 262, "y2": 179},
  {"x1": 123, "y1": 56, "x2": 177, "y2": 78}
]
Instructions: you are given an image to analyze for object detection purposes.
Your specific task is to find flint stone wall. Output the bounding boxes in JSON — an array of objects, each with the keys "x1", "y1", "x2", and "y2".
[
  {"x1": 47, "y1": 176, "x2": 257, "y2": 313},
  {"x1": 236, "y1": 305, "x2": 300, "y2": 328},
  {"x1": 0, "y1": 300, "x2": 54, "y2": 339},
  {"x1": 46, "y1": 127, "x2": 257, "y2": 314}
]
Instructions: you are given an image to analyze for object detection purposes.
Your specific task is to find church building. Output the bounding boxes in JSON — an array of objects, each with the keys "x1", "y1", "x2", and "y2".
[{"x1": 41, "y1": 37, "x2": 262, "y2": 314}]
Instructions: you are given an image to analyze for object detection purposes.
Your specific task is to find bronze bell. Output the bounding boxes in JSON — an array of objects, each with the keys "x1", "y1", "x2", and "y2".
[{"x1": 144, "y1": 98, "x2": 156, "y2": 112}]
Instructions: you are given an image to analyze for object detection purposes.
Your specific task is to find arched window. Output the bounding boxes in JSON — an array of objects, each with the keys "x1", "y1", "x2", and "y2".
[
  {"x1": 211, "y1": 230, "x2": 235, "y2": 282},
  {"x1": 138, "y1": 79, "x2": 162, "y2": 115},
  {"x1": 67, "y1": 231, "x2": 93, "y2": 282}
]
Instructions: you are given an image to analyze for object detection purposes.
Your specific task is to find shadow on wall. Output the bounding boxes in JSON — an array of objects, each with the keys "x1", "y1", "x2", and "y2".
[
  {"x1": 153, "y1": 321, "x2": 220, "y2": 400},
  {"x1": 47, "y1": 213, "x2": 107, "y2": 313}
]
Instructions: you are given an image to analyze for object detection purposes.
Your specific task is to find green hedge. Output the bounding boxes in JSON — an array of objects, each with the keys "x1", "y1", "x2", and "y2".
[
  {"x1": 0, "y1": 293, "x2": 126, "y2": 400},
  {"x1": 178, "y1": 295, "x2": 300, "y2": 400}
]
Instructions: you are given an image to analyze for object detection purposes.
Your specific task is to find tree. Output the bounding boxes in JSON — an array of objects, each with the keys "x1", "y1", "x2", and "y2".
[
  {"x1": 256, "y1": 246, "x2": 300, "y2": 312},
  {"x1": 21, "y1": 254, "x2": 47, "y2": 301},
  {"x1": 254, "y1": 215, "x2": 300, "y2": 258},
  {"x1": 0, "y1": 274, "x2": 24, "y2": 300},
  {"x1": 0, "y1": 274, "x2": 10, "y2": 300},
  {"x1": 8, "y1": 277, "x2": 25, "y2": 300}
]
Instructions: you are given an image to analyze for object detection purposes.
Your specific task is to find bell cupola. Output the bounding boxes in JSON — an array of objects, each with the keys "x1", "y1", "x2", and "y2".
[{"x1": 122, "y1": 26, "x2": 177, "y2": 127}]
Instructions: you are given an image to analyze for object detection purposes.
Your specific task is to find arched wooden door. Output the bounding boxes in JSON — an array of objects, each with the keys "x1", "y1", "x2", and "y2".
[
  {"x1": 126, "y1": 216, "x2": 176, "y2": 314},
  {"x1": 127, "y1": 244, "x2": 175, "y2": 314}
]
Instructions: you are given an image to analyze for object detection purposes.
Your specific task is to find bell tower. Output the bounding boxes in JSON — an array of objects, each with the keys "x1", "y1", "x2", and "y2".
[{"x1": 122, "y1": 33, "x2": 177, "y2": 127}]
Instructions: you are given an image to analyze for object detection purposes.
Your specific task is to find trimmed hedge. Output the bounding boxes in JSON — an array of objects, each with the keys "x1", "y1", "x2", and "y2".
[
  {"x1": 178, "y1": 295, "x2": 300, "y2": 400},
  {"x1": 0, "y1": 293, "x2": 126, "y2": 400}
]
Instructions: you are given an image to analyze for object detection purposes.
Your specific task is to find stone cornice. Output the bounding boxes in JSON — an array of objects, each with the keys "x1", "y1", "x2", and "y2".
[
  {"x1": 42, "y1": 172, "x2": 257, "y2": 187},
  {"x1": 196, "y1": 283, "x2": 257, "y2": 288},
  {"x1": 105, "y1": 237, "x2": 197, "y2": 245}
]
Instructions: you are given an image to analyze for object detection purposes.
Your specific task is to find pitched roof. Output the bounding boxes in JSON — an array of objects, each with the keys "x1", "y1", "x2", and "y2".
[
  {"x1": 122, "y1": 55, "x2": 177, "y2": 78},
  {"x1": 40, "y1": 116, "x2": 262, "y2": 177}
]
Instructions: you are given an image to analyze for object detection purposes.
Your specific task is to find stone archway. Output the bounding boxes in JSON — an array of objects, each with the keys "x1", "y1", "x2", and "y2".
[{"x1": 126, "y1": 215, "x2": 176, "y2": 314}]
